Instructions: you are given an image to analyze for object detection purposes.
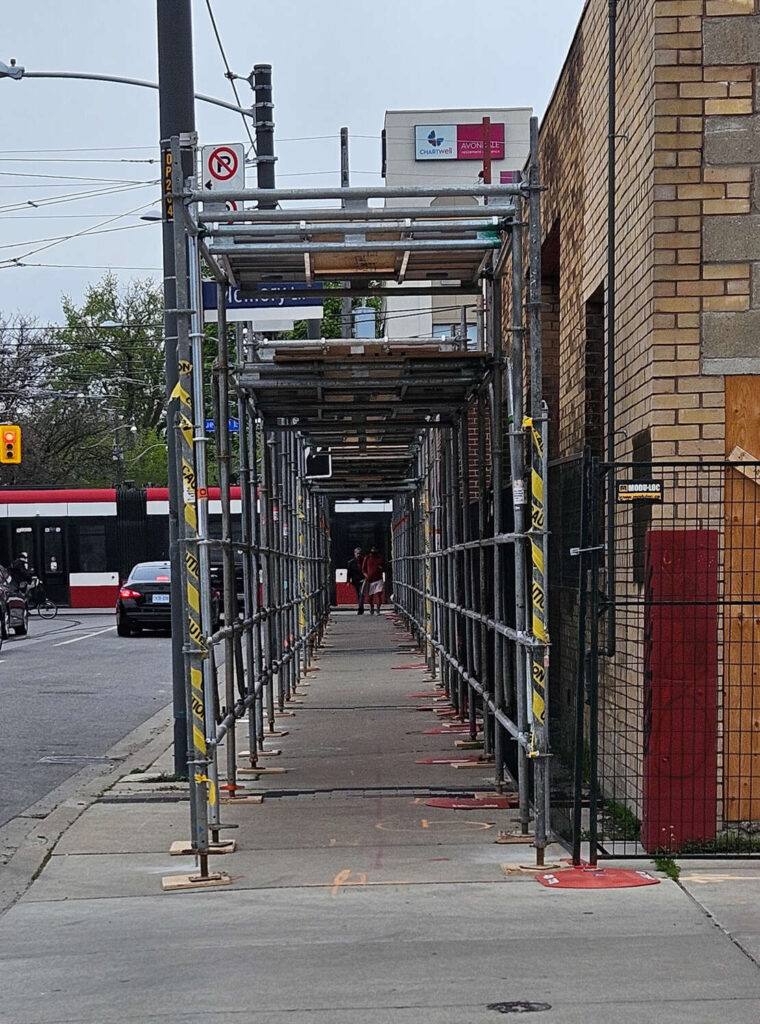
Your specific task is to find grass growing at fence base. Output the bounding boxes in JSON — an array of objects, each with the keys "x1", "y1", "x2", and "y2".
[{"x1": 654, "y1": 856, "x2": 680, "y2": 880}]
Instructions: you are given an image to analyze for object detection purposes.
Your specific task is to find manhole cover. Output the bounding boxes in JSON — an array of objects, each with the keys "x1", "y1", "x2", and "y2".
[{"x1": 487, "y1": 1002, "x2": 551, "y2": 1014}]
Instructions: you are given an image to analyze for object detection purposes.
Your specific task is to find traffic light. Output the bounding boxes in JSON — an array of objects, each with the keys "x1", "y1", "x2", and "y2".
[{"x1": 0, "y1": 424, "x2": 21, "y2": 464}]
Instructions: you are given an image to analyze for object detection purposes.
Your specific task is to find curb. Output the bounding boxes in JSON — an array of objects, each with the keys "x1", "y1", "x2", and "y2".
[{"x1": 0, "y1": 702, "x2": 174, "y2": 917}]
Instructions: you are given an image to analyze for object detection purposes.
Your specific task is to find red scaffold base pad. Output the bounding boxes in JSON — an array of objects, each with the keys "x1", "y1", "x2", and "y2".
[
  {"x1": 425, "y1": 796, "x2": 518, "y2": 810},
  {"x1": 535, "y1": 867, "x2": 660, "y2": 889}
]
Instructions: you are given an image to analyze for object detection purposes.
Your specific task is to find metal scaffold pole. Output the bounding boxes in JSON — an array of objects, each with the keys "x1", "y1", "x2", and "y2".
[
  {"x1": 508, "y1": 194, "x2": 532, "y2": 836},
  {"x1": 169, "y1": 136, "x2": 212, "y2": 879},
  {"x1": 526, "y1": 116, "x2": 550, "y2": 864},
  {"x1": 168, "y1": 165, "x2": 550, "y2": 880}
]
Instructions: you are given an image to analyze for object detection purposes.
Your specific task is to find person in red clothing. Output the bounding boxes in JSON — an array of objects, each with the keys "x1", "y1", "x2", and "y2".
[{"x1": 362, "y1": 546, "x2": 385, "y2": 615}]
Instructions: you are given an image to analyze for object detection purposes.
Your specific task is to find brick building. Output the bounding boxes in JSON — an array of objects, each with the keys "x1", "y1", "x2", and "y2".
[{"x1": 512, "y1": 0, "x2": 760, "y2": 846}]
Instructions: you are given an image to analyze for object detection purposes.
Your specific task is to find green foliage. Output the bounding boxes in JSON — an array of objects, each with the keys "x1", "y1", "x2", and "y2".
[
  {"x1": 54, "y1": 271, "x2": 165, "y2": 432},
  {"x1": 0, "y1": 273, "x2": 170, "y2": 487},
  {"x1": 677, "y1": 832, "x2": 760, "y2": 855},
  {"x1": 599, "y1": 800, "x2": 641, "y2": 842},
  {"x1": 284, "y1": 282, "x2": 384, "y2": 340},
  {"x1": 654, "y1": 856, "x2": 680, "y2": 880}
]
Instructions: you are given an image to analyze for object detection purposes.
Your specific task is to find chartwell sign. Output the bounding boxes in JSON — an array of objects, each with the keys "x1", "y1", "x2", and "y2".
[{"x1": 414, "y1": 123, "x2": 506, "y2": 161}]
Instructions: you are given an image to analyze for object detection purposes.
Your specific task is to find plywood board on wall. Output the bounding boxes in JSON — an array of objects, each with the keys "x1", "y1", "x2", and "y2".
[{"x1": 724, "y1": 376, "x2": 760, "y2": 822}]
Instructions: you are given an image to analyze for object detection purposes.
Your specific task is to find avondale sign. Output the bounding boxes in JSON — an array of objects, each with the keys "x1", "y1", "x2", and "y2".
[{"x1": 414, "y1": 123, "x2": 506, "y2": 161}]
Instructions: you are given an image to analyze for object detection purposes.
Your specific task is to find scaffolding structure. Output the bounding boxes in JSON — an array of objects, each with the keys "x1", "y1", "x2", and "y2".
[{"x1": 166, "y1": 119, "x2": 549, "y2": 881}]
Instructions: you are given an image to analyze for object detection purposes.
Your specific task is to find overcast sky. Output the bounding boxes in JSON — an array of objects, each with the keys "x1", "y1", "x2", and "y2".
[{"x1": 0, "y1": 0, "x2": 585, "y2": 324}]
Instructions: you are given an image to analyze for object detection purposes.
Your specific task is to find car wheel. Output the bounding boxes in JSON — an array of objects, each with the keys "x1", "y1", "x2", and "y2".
[{"x1": 116, "y1": 616, "x2": 132, "y2": 638}]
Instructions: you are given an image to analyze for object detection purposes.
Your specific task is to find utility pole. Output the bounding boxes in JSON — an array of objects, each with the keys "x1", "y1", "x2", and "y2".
[
  {"x1": 157, "y1": 0, "x2": 197, "y2": 776},
  {"x1": 253, "y1": 64, "x2": 276, "y2": 209},
  {"x1": 340, "y1": 127, "x2": 352, "y2": 339}
]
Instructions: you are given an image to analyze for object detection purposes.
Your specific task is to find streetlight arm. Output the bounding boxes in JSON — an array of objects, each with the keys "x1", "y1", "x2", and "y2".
[{"x1": 3, "y1": 66, "x2": 253, "y2": 118}]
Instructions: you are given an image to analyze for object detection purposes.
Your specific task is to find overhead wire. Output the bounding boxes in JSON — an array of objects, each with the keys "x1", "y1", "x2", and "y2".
[
  {"x1": 0, "y1": 181, "x2": 158, "y2": 214},
  {"x1": 0, "y1": 199, "x2": 158, "y2": 267},
  {"x1": 0, "y1": 170, "x2": 159, "y2": 185},
  {"x1": 204, "y1": 0, "x2": 257, "y2": 157}
]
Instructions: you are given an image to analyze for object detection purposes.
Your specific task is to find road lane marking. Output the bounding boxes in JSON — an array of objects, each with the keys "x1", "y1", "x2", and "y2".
[{"x1": 54, "y1": 626, "x2": 116, "y2": 646}]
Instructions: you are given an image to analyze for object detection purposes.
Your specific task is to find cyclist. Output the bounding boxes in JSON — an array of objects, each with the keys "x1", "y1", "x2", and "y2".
[{"x1": 9, "y1": 552, "x2": 33, "y2": 591}]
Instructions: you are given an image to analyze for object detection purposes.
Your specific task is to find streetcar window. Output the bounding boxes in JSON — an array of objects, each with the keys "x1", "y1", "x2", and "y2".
[
  {"x1": 78, "y1": 524, "x2": 107, "y2": 573},
  {"x1": 44, "y1": 526, "x2": 64, "y2": 574}
]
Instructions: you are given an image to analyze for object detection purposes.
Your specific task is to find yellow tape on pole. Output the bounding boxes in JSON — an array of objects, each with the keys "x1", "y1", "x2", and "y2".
[{"x1": 524, "y1": 418, "x2": 547, "y2": 737}]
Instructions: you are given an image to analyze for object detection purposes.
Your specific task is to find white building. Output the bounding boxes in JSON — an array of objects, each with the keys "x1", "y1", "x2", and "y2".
[{"x1": 382, "y1": 107, "x2": 532, "y2": 342}]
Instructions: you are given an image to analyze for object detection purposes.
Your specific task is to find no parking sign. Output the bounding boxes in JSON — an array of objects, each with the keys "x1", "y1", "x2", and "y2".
[{"x1": 201, "y1": 143, "x2": 245, "y2": 198}]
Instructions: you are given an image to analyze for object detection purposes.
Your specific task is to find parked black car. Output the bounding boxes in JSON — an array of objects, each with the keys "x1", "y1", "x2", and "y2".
[{"x1": 116, "y1": 561, "x2": 221, "y2": 637}]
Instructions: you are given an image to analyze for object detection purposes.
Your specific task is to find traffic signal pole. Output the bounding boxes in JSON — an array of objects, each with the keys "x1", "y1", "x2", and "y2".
[{"x1": 157, "y1": 0, "x2": 197, "y2": 777}]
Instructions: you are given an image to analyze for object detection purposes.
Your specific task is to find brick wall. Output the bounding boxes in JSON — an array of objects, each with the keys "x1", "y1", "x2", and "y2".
[
  {"x1": 507, "y1": 0, "x2": 760, "y2": 827},
  {"x1": 504, "y1": 0, "x2": 760, "y2": 463}
]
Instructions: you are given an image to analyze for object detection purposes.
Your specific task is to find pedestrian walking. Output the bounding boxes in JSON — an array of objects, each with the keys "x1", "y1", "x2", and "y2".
[
  {"x1": 347, "y1": 546, "x2": 365, "y2": 614},
  {"x1": 362, "y1": 546, "x2": 385, "y2": 615}
]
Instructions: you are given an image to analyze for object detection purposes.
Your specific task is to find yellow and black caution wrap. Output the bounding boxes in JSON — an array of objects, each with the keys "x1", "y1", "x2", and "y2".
[
  {"x1": 524, "y1": 417, "x2": 547, "y2": 744},
  {"x1": 171, "y1": 372, "x2": 206, "y2": 767}
]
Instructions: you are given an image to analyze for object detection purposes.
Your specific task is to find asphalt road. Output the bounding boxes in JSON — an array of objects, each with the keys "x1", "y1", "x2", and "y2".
[{"x1": 0, "y1": 612, "x2": 173, "y2": 828}]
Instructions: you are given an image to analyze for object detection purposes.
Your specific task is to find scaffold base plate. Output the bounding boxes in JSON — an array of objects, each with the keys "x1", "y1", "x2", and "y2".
[
  {"x1": 451, "y1": 760, "x2": 495, "y2": 769},
  {"x1": 425, "y1": 797, "x2": 517, "y2": 810},
  {"x1": 220, "y1": 794, "x2": 263, "y2": 804},
  {"x1": 393, "y1": 663, "x2": 428, "y2": 670},
  {"x1": 454, "y1": 740, "x2": 484, "y2": 749},
  {"x1": 162, "y1": 871, "x2": 232, "y2": 891},
  {"x1": 502, "y1": 863, "x2": 561, "y2": 876},
  {"x1": 170, "y1": 840, "x2": 236, "y2": 856},
  {"x1": 265, "y1": 729, "x2": 289, "y2": 737},
  {"x1": 415, "y1": 756, "x2": 483, "y2": 764},
  {"x1": 535, "y1": 868, "x2": 660, "y2": 889},
  {"x1": 238, "y1": 766, "x2": 288, "y2": 776},
  {"x1": 275, "y1": 711, "x2": 296, "y2": 718},
  {"x1": 496, "y1": 830, "x2": 535, "y2": 844},
  {"x1": 423, "y1": 727, "x2": 478, "y2": 735}
]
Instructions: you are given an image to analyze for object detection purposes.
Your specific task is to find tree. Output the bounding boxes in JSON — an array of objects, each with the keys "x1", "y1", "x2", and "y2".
[
  {"x1": 0, "y1": 274, "x2": 170, "y2": 487},
  {"x1": 283, "y1": 284, "x2": 384, "y2": 340},
  {"x1": 51, "y1": 272, "x2": 168, "y2": 486}
]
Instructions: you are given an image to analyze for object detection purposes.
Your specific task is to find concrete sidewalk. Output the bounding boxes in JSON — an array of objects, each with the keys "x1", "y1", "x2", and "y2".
[{"x1": 1, "y1": 609, "x2": 760, "y2": 1023}]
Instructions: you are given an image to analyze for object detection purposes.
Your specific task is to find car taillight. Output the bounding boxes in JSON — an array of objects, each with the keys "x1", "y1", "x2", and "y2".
[
  {"x1": 119, "y1": 588, "x2": 141, "y2": 600},
  {"x1": 156, "y1": 575, "x2": 169, "y2": 581}
]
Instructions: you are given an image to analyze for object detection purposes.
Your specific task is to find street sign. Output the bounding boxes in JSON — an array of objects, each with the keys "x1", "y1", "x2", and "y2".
[
  {"x1": 202, "y1": 281, "x2": 323, "y2": 311},
  {"x1": 201, "y1": 144, "x2": 245, "y2": 191},
  {"x1": 204, "y1": 419, "x2": 240, "y2": 433}
]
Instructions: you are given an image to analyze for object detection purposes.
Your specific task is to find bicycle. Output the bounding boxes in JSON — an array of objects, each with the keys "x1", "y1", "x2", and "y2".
[{"x1": 28, "y1": 578, "x2": 58, "y2": 619}]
